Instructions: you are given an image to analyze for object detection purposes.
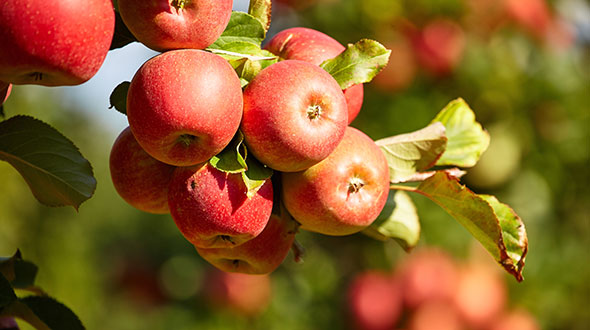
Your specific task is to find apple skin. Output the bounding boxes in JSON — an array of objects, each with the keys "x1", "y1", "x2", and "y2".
[
  {"x1": 1, "y1": 82, "x2": 11, "y2": 105},
  {"x1": 167, "y1": 163, "x2": 273, "y2": 249},
  {"x1": 281, "y1": 127, "x2": 389, "y2": 236},
  {"x1": 241, "y1": 60, "x2": 348, "y2": 172},
  {"x1": 127, "y1": 49, "x2": 243, "y2": 166},
  {"x1": 264, "y1": 27, "x2": 364, "y2": 123},
  {"x1": 196, "y1": 214, "x2": 298, "y2": 274},
  {"x1": 0, "y1": 0, "x2": 114, "y2": 86},
  {"x1": 203, "y1": 268, "x2": 272, "y2": 316},
  {"x1": 347, "y1": 271, "x2": 403, "y2": 330},
  {"x1": 109, "y1": 127, "x2": 176, "y2": 214},
  {"x1": 117, "y1": 0, "x2": 232, "y2": 51}
]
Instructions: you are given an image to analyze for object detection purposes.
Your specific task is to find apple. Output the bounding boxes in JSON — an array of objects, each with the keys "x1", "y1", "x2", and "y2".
[
  {"x1": 203, "y1": 268, "x2": 272, "y2": 316},
  {"x1": 127, "y1": 49, "x2": 243, "y2": 166},
  {"x1": 347, "y1": 271, "x2": 403, "y2": 330},
  {"x1": 281, "y1": 127, "x2": 389, "y2": 236},
  {"x1": 117, "y1": 0, "x2": 232, "y2": 51},
  {"x1": 264, "y1": 27, "x2": 365, "y2": 123},
  {"x1": 452, "y1": 264, "x2": 506, "y2": 328},
  {"x1": 109, "y1": 127, "x2": 176, "y2": 214},
  {"x1": 1, "y1": 82, "x2": 11, "y2": 105},
  {"x1": 373, "y1": 38, "x2": 416, "y2": 92},
  {"x1": 241, "y1": 60, "x2": 348, "y2": 172},
  {"x1": 488, "y1": 309, "x2": 540, "y2": 330},
  {"x1": 167, "y1": 163, "x2": 273, "y2": 249},
  {"x1": 0, "y1": 317, "x2": 18, "y2": 329},
  {"x1": 504, "y1": 0, "x2": 552, "y2": 39},
  {"x1": 406, "y1": 19, "x2": 465, "y2": 77},
  {"x1": 196, "y1": 213, "x2": 298, "y2": 274},
  {"x1": 397, "y1": 248, "x2": 458, "y2": 308},
  {"x1": 0, "y1": 0, "x2": 114, "y2": 86},
  {"x1": 408, "y1": 301, "x2": 465, "y2": 330}
]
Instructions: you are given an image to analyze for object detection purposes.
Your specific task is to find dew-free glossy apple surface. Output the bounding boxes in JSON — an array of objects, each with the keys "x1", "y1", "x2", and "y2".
[
  {"x1": 109, "y1": 127, "x2": 176, "y2": 214},
  {"x1": 264, "y1": 27, "x2": 364, "y2": 123},
  {"x1": 127, "y1": 49, "x2": 243, "y2": 166},
  {"x1": 241, "y1": 60, "x2": 348, "y2": 172},
  {"x1": 0, "y1": 0, "x2": 114, "y2": 86},
  {"x1": 118, "y1": 0, "x2": 233, "y2": 51},
  {"x1": 168, "y1": 164, "x2": 273, "y2": 249},
  {"x1": 281, "y1": 127, "x2": 390, "y2": 235}
]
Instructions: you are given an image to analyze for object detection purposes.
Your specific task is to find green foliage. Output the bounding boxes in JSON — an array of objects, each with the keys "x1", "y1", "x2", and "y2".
[
  {"x1": 0, "y1": 116, "x2": 96, "y2": 210},
  {"x1": 248, "y1": 0, "x2": 272, "y2": 32},
  {"x1": 320, "y1": 39, "x2": 391, "y2": 89},
  {"x1": 208, "y1": 12, "x2": 266, "y2": 49},
  {"x1": 108, "y1": 81, "x2": 129, "y2": 115}
]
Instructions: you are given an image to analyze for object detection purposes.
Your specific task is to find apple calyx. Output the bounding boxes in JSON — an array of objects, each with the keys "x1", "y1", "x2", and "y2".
[
  {"x1": 171, "y1": 0, "x2": 188, "y2": 10},
  {"x1": 348, "y1": 177, "x2": 366, "y2": 195},
  {"x1": 178, "y1": 133, "x2": 197, "y2": 147},
  {"x1": 307, "y1": 104, "x2": 323, "y2": 120}
]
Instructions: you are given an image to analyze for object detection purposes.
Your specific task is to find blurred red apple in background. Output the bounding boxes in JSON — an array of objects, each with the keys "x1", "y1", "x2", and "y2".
[
  {"x1": 196, "y1": 214, "x2": 297, "y2": 274},
  {"x1": 373, "y1": 37, "x2": 416, "y2": 92},
  {"x1": 127, "y1": 49, "x2": 243, "y2": 166},
  {"x1": 265, "y1": 27, "x2": 365, "y2": 123},
  {"x1": 282, "y1": 127, "x2": 389, "y2": 236},
  {"x1": 109, "y1": 127, "x2": 176, "y2": 214},
  {"x1": 347, "y1": 271, "x2": 403, "y2": 330},
  {"x1": 203, "y1": 268, "x2": 272, "y2": 317},
  {"x1": 117, "y1": 0, "x2": 233, "y2": 51},
  {"x1": 241, "y1": 60, "x2": 348, "y2": 172},
  {"x1": 408, "y1": 301, "x2": 465, "y2": 330},
  {"x1": 167, "y1": 164, "x2": 273, "y2": 249},
  {"x1": 504, "y1": 0, "x2": 552, "y2": 39},
  {"x1": 488, "y1": 309, "x2": 540, "y2": 330},
  {"x1": 0, "y1": 0, "x2": 114, "y2": 86}
]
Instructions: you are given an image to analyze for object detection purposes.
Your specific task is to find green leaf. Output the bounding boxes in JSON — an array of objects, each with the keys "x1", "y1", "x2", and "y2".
[
  {"x1": 0, "y1": 251, "x2": 38, "y2": 290},
  {"x1": 432, "y1": 98, "x2": 490, "y2": 167},
  {"x1": 320, "y1": 39, "x2": 391, "y2": 90},
  {"x1": 248, "y1": 0, "x2": 272, "y2": 32},
  {"x1": 0, "y1": 116, "x2": 97, "y2": 210},
  {"x1": 415, "y1": 171, "x2": 527, "y2": 281},
  {"x1": 376, "y1": 122, "x2": 447, "y2": 183},
  {"x1": 5, "y1": 296, "x2": 85, "y2": 330},
  {"x1": 209, "y1": 12, "x2": 266, "y2": 49},
  {"x1": 109, "y1": 11, "x2": 137, "y2": 50},
  {"x1": 242, "y1": 155, "x2": 273, "y2": 198},
  {"x1": 209, "y1": 131, "x2": 248, "y2": 174},
  {"x1": 109, "y1": 81, "x2": 130, "y2": 115},
  {"x1": 0, "y1": 105, "x2": 5, "y2": 120},
  {"x1": 0, "y1": 273, "x2": 17, "y2": 309},
  {"x1": 363, "y1": 190, "x2": 420, "y2": 251}
]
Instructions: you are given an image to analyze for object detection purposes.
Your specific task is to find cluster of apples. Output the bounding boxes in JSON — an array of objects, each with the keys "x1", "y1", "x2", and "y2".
[
  {"x1": 347, "y1": 248, "x2": 539, "y2": 330},
  {"x1": 110, "y1": 1, "x2": 390, "y2": 275}
]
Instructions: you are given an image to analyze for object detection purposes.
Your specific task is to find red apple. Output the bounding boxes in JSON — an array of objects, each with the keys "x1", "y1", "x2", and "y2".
[
  {"x1": 407, "y1": 19, "x2": 465, "y2": 77},
  {"x1": 0, "y1": 0, "x2": 114, "y2": 86},
  {"x1": 408, "y1": 301, "x2": 465, "y2": 330},
  {"x1": 117, "y1": 0, "x2": 233, "y2": 51},
  {"x1": 127, "y1": 49, "x2": 243, "y2": 166},
  {"x1": 203, "y1": 268, "x2": 272, "y2": 316},
  {"x1": 109, "y1": 127, "x2": 176, "y2": 214},
  {"x1": 167, "y1": 163, "x2": 273, "y2": 249},
  {"x1": 398, "y1": 248, "x2": 459, "y2": 308},
  {"x1": 281, "y1": 127, "x2": 389, "y2": 236},
  {"x1": 196, "y1": 214, "x2": 298, "y2": 274},
  {"x1": 347, "y1": 271, "x2": 403, "y2": 330},
  {"x1": 373, "y1": 38, "x2": 416, "y2": 92},
  {"x1": 504, "y1": 0, "x2": 552, "y2": 39},
  {"x1": 488, "y1": 309, "x2": 540, "y2": 330},
  {"x1": 241, "y1": 60, "x2": 348, "y2": 172},
  {"x1": 453, "y1": 264, "x2": 507, "y2": 328},
  {"x1": 1, "y1": 82, "x2": 11, "y2": 105},
  {"x1": 264, "y1": 27, "x2": 365, "y2": 123}
]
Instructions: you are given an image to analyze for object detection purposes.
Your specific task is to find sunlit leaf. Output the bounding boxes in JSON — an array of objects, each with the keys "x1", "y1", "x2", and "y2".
[
  {"x1": 320, "y1": 39, "x2": 391, "y2": 89},
  {"x1": 432, "y1": 98, "x2": 490, "y2": 167},
  {"x1": 0, "y1": 116, "x2": 96, "y2": 210},
  {"x1": 209, "y1": 131, "x2": 248, "y2": 174},
  {"x1": 248, "y1": 0, "x2": 272, "y2": 32},
  {"x1": 242, "y1": 155, "x2": 273, "y2": 198},
  {"x1": 209, "y1": 12, "x2": 265, "y2": 49},
  {"x1": 376, "y1": 122, "x2": 447, "y2": 183}
]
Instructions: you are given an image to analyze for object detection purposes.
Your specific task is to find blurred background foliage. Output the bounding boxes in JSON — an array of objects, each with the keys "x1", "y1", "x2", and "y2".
[{"x1": 1, "y1": 0, "x2": 589, "y2": 329}]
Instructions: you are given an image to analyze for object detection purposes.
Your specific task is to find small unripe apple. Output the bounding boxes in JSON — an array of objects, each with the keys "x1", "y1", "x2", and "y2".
[
  {"x1": 265, "y1": 27, "x2": 364, "y2": 123},
  {"x1": 109, "y1": 127, "x2": 176, "y2": 214},
  {"x1": 127, "y1": 49, "x2": 243, "y2": 166},
  {"x1": 203, "y1": 268, "x2": 272, "y2": 316},
  {"x1": 117, "y1": 0, "x2": 233, "y2": 51},
  {"x1": 281, "y1": 127, "x2": 389, "y2": 236},
  {"x1": 1, "y1": 82, "x2": 11, "y2": 105},
  {"x1": 196, "y1": 214, "x2": 298, "y2": 274},
  {"x1": 0, "y1": 0, "x2": 114, "y2": 86},
  {"x1": 347, "y1": 271, "x2": 403, "y2": 330},
  {"x1": 241, "y1": 60, "x2": 348, "y2": 172},
  {"x1": 167, "y1": 163, "x2": 273, "y2": 249}
]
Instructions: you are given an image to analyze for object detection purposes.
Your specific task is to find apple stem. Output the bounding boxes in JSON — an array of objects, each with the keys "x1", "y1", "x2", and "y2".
[{"x1": 307, "y1": 104, "x2": 322, "y2": 120}]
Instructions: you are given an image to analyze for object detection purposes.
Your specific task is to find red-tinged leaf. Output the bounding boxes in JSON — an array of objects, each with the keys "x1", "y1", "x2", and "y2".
[{"x1": 414, "y1": 172, "x2": 527, "y2": 281}]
